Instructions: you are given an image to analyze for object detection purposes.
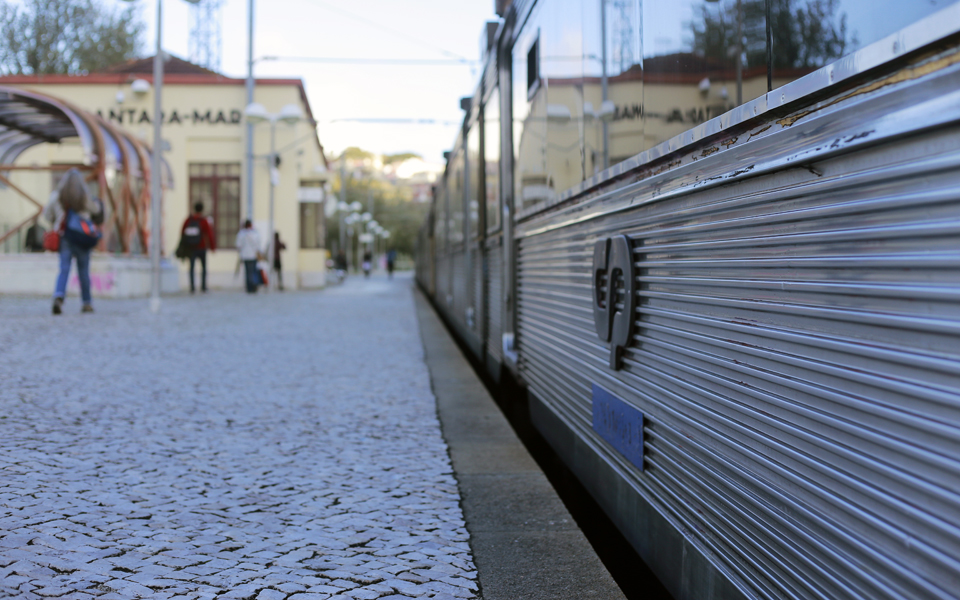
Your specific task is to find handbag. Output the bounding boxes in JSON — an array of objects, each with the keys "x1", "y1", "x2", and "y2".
[
  {"x1": 42, "y1": 229, "x2": 61, "y2": 252},
  {"x1": 42, "y1": 216, "x2": 67, "y2": 252}
]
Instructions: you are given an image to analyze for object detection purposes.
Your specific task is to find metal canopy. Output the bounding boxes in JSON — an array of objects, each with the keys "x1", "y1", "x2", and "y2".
[{"x1": 0, "y1": 85, "x2": 171, "y2": 254}]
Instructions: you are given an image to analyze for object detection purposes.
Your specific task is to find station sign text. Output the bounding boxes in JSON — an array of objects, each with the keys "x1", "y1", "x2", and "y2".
[{"x1": 96, "y1": 108, "x2": 243, "y2": 126}]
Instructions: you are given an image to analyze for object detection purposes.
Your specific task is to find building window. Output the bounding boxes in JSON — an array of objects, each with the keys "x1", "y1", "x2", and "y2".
[
  {"x1": 189, "y1": 163, "x2": 240, "y2": 249},
  {"x1": 299, "y1": 184, "x2": 325, "y2": 249},
  {"x1": 300, "y1": 203, "x2": 325, "y2": 249}
]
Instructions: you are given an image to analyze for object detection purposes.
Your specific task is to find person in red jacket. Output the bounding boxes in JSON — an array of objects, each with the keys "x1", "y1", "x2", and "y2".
[{"x1": 181, "y1": 202, "x2": 216, "y2": 293}]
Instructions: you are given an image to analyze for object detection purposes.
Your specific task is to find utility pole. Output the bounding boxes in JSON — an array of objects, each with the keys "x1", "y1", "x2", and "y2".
[
  {"x1": 244, "y1": 0, "x2": 255, "y2": 221},
  {"x1": 339, "y1": 159, "x2": 346, "y2": 256},
  {"x1": 736, "y1": 0, "x2": 743, "y2": 105},
  {"x1": 600, "y1": 0, "x2": 609, "y2": 170}
]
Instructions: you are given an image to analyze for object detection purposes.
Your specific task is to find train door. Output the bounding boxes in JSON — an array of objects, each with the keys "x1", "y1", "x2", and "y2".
[{"x1": 483, "y1": 79, "x2": 504, "y2": 380}]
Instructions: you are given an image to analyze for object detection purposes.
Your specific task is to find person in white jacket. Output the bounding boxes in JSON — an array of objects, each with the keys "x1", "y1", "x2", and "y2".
[{"x1": 235, "y1": 220, "x2": 262, "y2": 293}]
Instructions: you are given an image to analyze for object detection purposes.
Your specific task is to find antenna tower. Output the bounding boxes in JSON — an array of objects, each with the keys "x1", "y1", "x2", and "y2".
[
  {"x1": 188, "y1": 0, "x2": 224, "y2": 72},
  {"x1": 610, "y1": 0, "x2": 637, "y2": 73}
]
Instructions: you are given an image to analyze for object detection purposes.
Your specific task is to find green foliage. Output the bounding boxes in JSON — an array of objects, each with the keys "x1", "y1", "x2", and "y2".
[
  {"x1": 340, "y1": 146, "x2": 376, "y2": 161},
  {"x1": 690, "y1": 0, "x2": 853, "y2": 70},
  {"x1": 0, "y1": 0, "x2": 144, "y2": 75},
  {"x1": 382, "y1": 152, "x2": 421, "y2": 165},
  {"x1": 328, "y1": 173, "x2": 428, "y2": 260}
]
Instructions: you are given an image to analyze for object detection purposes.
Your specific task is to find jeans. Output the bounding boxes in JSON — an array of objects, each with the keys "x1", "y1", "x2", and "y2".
[
  {"x1": 55, "y1": 238, "x2": 92, "y2": 305},
  {"x1": 189, "y1": 249, "x2": 207, "y2": 291},
  {"x1": 243, "y1": 259, "x2": 259, "y2": 293}
]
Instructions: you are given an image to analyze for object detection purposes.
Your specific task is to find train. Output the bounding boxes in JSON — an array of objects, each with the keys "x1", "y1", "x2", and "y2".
[{"x1": 415, "y1": 1, "x2": 960, "y2": 599}]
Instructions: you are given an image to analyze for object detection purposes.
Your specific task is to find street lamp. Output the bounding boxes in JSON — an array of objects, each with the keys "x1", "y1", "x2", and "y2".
[
  {"x1": 706, "y1": 0, "x2": 743, "y2": 105},
  {"x1": 122, "y1": 0, "x2": 201, "y2": 313},
  {"x1": 336, "y1": 200, "x2": 349, "y2": 256},
  {"x1": 243, "y1": 102, "x2": 303, "y2": 288}
]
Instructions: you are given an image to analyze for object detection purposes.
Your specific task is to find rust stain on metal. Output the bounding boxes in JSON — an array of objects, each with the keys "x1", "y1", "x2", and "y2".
[
  {"x1": 721, "y1": 137, "x2": 739, "y2": 147},
  {"x1": 649, "y1": 159, "x2": 682, "y2": 177},
  {"x1": 749, "y1": 125, "x2": 772, "y2": 139},
  {"x1": 777, "y1": 49, "x2": 960, "y2": 128},
  {"x1": 700, "y1": 146, "x2": 719, "y2": 158}
]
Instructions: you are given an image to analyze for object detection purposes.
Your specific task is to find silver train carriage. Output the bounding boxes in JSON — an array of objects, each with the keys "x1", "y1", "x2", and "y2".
[{"x1": 416, "y1": 1, "x2": 960, "y2": 599}]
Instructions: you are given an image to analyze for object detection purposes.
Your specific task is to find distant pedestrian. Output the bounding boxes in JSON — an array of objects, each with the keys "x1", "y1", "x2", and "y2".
[
  {"x1": 180, "y1": 202, "x2": 216, "y2": 293},
  {"x1": 44, "y1": 168, "x2": 104, "y2": 314},
  {"x1": 362, "y1": 250, "x2": 372, "y2": 278},
  {"x1": 334, "y1": 250, "x2": 347, "y2": 282},
  {"x1": 24, "y1": 218, "x2": 45, "y2": 252},
  {"x1": 272, "y1": 231, "x2": 287, "y2": 291},
  {"x1": 386, "y1": 249, "x2": 396, "y2": 279},
  {"x1": 236, "y1": 220, "x2": 262, "y2": 294}
]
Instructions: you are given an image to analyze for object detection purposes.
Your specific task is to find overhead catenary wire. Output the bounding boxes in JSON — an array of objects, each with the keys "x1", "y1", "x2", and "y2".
[
  {"x1": 259, "y1": 56, "x2": 477, "y2": 66},
  {"x1": 302, "y1": 0, "x2": 473, "y2": 65}
]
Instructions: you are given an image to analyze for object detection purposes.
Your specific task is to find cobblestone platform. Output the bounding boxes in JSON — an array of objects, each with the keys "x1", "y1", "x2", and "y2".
[{"x1": 0, "y1": 274, "x2": 478, "y2": 600}]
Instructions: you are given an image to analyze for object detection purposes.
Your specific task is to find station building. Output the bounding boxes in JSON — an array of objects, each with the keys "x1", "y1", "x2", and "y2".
[{"x1": 0, "y1": 56, "x2": 329, "y2": 294}]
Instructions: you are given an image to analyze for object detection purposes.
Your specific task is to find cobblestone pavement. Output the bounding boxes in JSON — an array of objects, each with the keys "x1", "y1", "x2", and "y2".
[{"x1": 0, "y1": 273, "x2": 478, "y2": 600}]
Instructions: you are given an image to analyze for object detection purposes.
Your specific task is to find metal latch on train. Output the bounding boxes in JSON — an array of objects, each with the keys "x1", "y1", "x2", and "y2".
[{"x1": 592, "y1": 235, "x2": 636, "y2": 371}]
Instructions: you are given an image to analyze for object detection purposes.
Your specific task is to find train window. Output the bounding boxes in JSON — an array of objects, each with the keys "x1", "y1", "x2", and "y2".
[
  {"x1": 582, "y1": 0, "x2": 642, "y2": 172},
  {"x1": 505, "y1": 0, "x2": 955, "y2": 214},
  {"x1": 769, "y1": 0, "x2": 952, "y2": 82},
  {"x1": 467, "y1": 124, "x2": 481, "y2": 240},
  {"x1": 450, "y1": 150, "x2": 465, "y2": 246},
  {"x1": 527, "y1": 37, "x2": 540, "y2": 100},
  {"x1": 513, "y1": 1, "x2": 586, "y2": 214},
  {"x1": 436, "y1": 179, "x2": 447, "y2": 254},
  {"x1": 484, "y1": 88, "x2": 501, "y2": 233}
]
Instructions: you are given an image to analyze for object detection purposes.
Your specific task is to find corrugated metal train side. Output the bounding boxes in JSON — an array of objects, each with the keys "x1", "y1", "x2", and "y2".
[{"x1": 416, "y1": 26, "x2": 960, "y2": 600}]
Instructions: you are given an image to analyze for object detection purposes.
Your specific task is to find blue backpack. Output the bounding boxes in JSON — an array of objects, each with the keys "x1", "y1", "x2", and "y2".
[{"x1": 63, "y1": 210, "x2": 102, "y2": 249}]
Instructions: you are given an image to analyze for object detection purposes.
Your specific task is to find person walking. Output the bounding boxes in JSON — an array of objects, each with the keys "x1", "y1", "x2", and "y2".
[
  {"x1": 386, "y1": 249, "x2": 396, "y2": 279},
  {"x1": 272, "y1": 231, "x2": 287, "y2": 291},
  {"x1": 44, "y1": 168, "x2": 104, "y2": 314},
  {"x1": 236, "y1": 220, "x2": 261, "y2": 294},
  {"x1": 334, "y1": 250, "x2": 347, "y2": 283},
  {"x1": 24, "y1": 218, "x2": 45, "y2": 252},
  {"x1": 181, "y1": 202, "x2": 216, "y2": 293},
  {"x1": 362, "y1": 250, "x2": 372, "y2": 278}
]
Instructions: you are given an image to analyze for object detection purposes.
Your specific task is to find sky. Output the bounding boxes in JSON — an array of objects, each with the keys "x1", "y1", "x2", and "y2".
[
  {"x1": 105, "y1": 0, "x2": 497, "y2": 164},
  {"x1": 73, "y1": 0, "x2": 960, "y2": 163}
]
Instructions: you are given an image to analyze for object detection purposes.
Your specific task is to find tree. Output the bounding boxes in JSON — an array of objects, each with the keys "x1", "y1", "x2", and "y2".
[
  {"x1": 328, "y1": 154, "x2": 429, "y2": 260},
  {"x1": 0, "y1": 0, "x2": 144, "y2": 76},
  {"x1": 690, "y1": 0, "x2": 853, "y2": 71},
  {"x1": 340, "y1": 146, "x2": 376, "y2": 162},
  {"x1": 382, "y1": 152, "x2": 421, "y2": 165}
]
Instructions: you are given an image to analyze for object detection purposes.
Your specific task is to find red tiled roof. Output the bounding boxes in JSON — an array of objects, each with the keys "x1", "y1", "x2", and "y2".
[
  {"x1": 99, "y1": 55, "x2": 219, "y2": 76},
  {"x1": 0, "y1": 56, "x2": 328, "y2": 167}
]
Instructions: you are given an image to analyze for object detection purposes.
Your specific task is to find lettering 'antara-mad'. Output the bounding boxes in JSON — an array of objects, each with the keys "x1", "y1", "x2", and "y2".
[{"x1": 96, "y1": 109, "x2": 243, "y2": 126}]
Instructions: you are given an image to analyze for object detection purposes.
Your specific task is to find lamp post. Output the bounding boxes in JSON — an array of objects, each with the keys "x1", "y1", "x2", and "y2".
[
  {"x1": 246, "y1": 0, "x2": 255, "y2": 221},
  {"x1": 368, "y1": 221, "x2": 380, "y2": 267},
  {"x1": 706, "y1": 0, "x2": 743, "y2": 105},
  {"x1": 243, "y1": 102, "x2": 303, "y2": 289},
  {"x1": 336, "y1": 200, "x2": 348, "y2": 256},
  {"x1": 345, "y1": 212, "x2": 361, "y2": 272},
  {"x1": 122, "y1": 0, "x2": 200, "y2": 313}
]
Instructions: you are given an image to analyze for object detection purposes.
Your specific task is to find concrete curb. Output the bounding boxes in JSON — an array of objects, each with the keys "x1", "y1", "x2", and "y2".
[{"x1": 413, "y1": 288, "x2": 627, "y2": 600}]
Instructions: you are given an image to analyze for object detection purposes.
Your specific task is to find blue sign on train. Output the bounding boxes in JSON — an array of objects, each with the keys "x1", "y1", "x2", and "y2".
[{"x1": 592, "y1": 384, "x2": 644, "y2": 471}]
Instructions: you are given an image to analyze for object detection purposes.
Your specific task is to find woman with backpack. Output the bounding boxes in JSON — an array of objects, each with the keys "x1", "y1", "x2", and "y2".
[{"x1": 43, "y1": 168, "x2": 104, "y2": 315}]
